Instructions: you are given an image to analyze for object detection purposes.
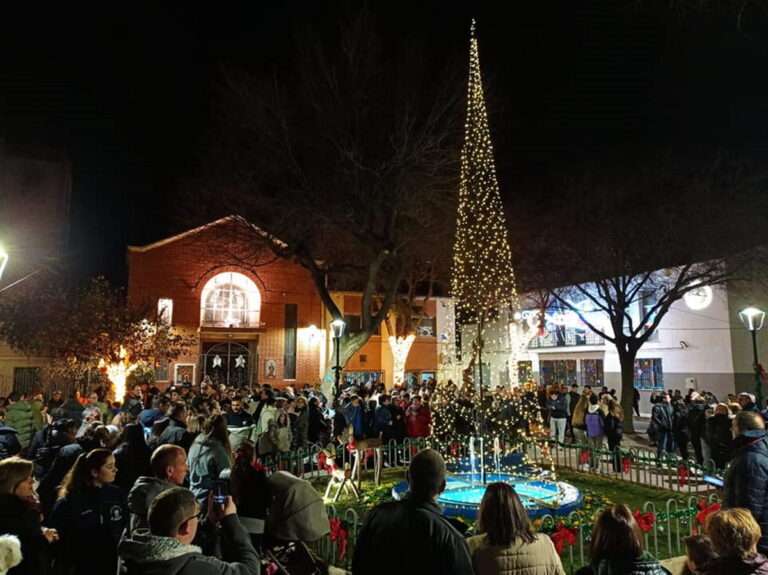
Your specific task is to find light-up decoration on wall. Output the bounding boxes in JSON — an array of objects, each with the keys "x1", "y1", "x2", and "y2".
[
  {"x1": 388, "y1": 334, "x2": 416, "y2": 388},
  {"x1": 200, "y1": 271, "x2": 261, "y2": 328},
  {"x1": 99, "y1": 345, "x2": 137, "y2": 403},
  {"x1": 684, "y1": 284, "x2": 713, "y2": 311}
]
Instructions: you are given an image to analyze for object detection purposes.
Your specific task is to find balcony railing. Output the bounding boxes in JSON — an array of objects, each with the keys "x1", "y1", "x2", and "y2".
[{"x1": 528, "y1": 328, "x2": 604, "y2": 348}]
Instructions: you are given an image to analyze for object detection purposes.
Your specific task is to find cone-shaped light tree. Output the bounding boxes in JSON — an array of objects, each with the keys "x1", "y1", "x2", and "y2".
[
  {"x1": 432, "y1": 21, "x2": 550, "y2": 480},
  {"x1": 451, "y1": 19, "x2": 519, "y2": 375}
]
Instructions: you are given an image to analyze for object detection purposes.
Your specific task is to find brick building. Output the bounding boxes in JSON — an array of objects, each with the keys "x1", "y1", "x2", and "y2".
[{"x1": 127, "y1": 216, "x2": 444, "y2": 390}]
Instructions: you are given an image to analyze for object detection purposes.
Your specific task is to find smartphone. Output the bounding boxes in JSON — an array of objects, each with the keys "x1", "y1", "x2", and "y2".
[
  {"x1": 213, "y1": 481, "x2": 227, "y2": 505},
  {"x1": 703, "y1": 475, "x2": 724, "y2": 488}
]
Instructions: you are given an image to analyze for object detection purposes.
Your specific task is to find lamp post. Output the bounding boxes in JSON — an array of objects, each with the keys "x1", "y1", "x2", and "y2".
[
  {"x1": 330, "y1": 318, "x2": 346, "y2": 398},
  {"x1": 739, "y1": 306, "x2": 766, "y2": 406}
]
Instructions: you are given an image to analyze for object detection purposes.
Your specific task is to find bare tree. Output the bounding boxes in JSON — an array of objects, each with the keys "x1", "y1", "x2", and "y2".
[
  {"x1": 535, "y1": 153, "x2": 768, "y2": 432},
  {"x1": 186, "y1": 10, "x2": 460, "y2": 388}
]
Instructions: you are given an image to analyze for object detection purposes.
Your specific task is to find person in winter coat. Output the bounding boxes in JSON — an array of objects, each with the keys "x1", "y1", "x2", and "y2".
[
  {"x1": 705, "y1": 403, "x2": 733, "y2": 470},
  {"x1": 375, "y1": 395, "x2": 395, "y2": 441},
  {"x1": 157, "y1": 404, "x2": 194, "y2": 452},
  {"x1": 0, "y1": 457, "x2": 58, "y2": 575},
  {"x1": 224, "y1": 398, "x2": 253, "y2": 429},
  {"x1": 353, "y1": 449, "x2": 474, "y2": 575},
  {"x1": 0, "y1": 424, "x2": 20, "y2": 461},
  {"x1": 113, "y1": 423, "x2": 152, "y2": 492},
  {"x1": 575, "y1": 504, "x2": 670, "y2": 575},
  {"x1": 571, "y1": 393, "x2": 589, "y2": 445},
  {"x1": 467, "y1": 482, "x2": 565, "y2": 575},
  {"x1": 687, "y1": 393, "x2": 708, "y2": 465},
  {"x1": 672, "y1": 397, "x2": 690, "y2": 460},
  {"x1": 585, "y1": 396, "x2": 606, "y2": 470},
  {"x1": 48, "y1": 448, "x2": 128, "y2": 575},
  {"x1": 307, "y1": 397, "x2": 328, "y2": 445},
  {"x1": 604, "y1": 398, "x2": 624, "y2": 473},
  {"x1": 292, "y1": 396, "x2": 309, "y2": 449},
  {"x1": 187, "y1": 415, "x2": 232, "y2": 503},
  {"x1": 4, "y1": 394, "x2": 41, "y2": 449},
  {"x1": 118, "y1": 486, "x2": 260, "y2": 575},
  {"x1": 652, "y1": 392, "x2": 675, "y2": 460},
  {"x1": 547, "y1": 388, "x2": 569, "y2": 445},
  {"x1": 406, "y1": 396, "x2": 432, "y2": 438},
  {"x1": 268, "y1": 411, "x2": 293, "y2": 454},
  {"x1": 702, "y1": 508, "x2": 768, "y2": 575},
  {"x1": 344, "y1": 396, "x2": 366, "y2": 439},
  {"x1": 226, "y1": 440, "x2": 268, "y2": 544},
  {"x1": 723, "y1": 411, "x2": 768, "y2": 554},
  {"x1": 127, "y1": 444, "x2": 188, "y2": 533}
]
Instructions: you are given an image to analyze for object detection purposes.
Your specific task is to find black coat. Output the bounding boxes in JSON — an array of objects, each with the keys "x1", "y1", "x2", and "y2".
[
  {"x1": 688, "y1": 402, "x2": 707, "y2": 438},
  {"x1": 706, "y1": 413, "x2": 733, "y2": 467},
  {"x1": 38, "y1": 443, "x2": 83, "y2": 517},
  {"x1": 113, "y1": 424, "x2": 152, "y2": 492},
  {"x1": 48, "y1": 484, "x2": 128, "y2": 575},
  {"x1": 724, "y1": 431, "x2": 768, "y2": 554},
  {"x1": 651, "y1": 403, "x2": 674, "y2": 432},
  {"x1": 353, "y1": 497, "x2": 474, "y2": 575},
  {"x1": 575, "y1": 551, "x2": 671, "y2": 575},
  {"x1": 0, "y1": 425, "x2": 21, "y2": 460},
  {"x1": 0, "y1": 494, "x2": 50, "y2": 575},
  {"x1": 307, "y1": 404, "x2": 327, "y2": 444}
]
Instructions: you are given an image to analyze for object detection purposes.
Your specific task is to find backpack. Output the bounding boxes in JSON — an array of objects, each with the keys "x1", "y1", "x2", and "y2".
[{"x1": 585, "y1": 411, "x2": 604, "y2": 438}]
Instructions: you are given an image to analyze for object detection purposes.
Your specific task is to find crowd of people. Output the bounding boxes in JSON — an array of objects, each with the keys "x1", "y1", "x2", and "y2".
[
  {"x1": 538, "y1": 382, "x2": 766, "y2": 473},
  {"x1": 0, "y1": 377, "x2": 766, "y2": 574}
]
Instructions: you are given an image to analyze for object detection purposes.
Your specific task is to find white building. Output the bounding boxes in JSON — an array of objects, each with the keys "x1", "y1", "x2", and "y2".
[{"x1": 438, "y1": 277, "x2": 768, "y2": 415}]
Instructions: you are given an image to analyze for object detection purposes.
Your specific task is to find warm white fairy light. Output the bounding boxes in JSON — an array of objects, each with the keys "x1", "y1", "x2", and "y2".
[
  {"x1": 388, "y1": 334, "x2": 416, "y2": 388},
  {"x1": 99, "y1": 345, "x2": 138, "y2": 402}
]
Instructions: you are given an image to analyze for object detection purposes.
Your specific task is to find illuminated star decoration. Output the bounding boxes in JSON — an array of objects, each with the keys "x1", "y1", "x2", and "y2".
[
  {"x1": 235, "y1": 355, "x2": 246, "y2": 368},
  {"x1": 213, "y1": 355, "x2": 223, "y2": 368}
]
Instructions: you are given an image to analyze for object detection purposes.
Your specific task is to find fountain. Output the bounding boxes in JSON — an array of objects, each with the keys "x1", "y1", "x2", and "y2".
[{"x1": 392, "y1": 436, "x2": 583, "y2": 520}]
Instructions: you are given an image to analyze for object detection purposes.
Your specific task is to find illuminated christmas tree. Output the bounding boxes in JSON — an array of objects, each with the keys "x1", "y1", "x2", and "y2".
[
  {"x1": 450, "y1": 19, "x2": 519, "y2": 330},
  {"x1": 433, "y1": 20, "x2": 550, "y2": 479}
]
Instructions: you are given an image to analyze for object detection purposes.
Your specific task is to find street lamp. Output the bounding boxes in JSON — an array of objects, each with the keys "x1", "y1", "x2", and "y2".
[
  {"x1": 0, "y1": 245, "x2": 7, "y2": 282},
  {"x1": 739, "y1": 306, "x2": 766, "y2": 405},
  {"x1": 330, "y1": 318, "x2": 346, "y2": 398}
]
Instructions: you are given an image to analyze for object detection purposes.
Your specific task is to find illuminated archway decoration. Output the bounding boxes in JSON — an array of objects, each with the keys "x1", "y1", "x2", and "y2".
[
  {"x1": 99, "y1": 346, "x2": 137, "y2": 403},
  {"x1": 201, "y1": 271, "x2": 261, "y2": 328},
  {"x1": 389, "y1": 334, "x2": 416, "y2": 388}
]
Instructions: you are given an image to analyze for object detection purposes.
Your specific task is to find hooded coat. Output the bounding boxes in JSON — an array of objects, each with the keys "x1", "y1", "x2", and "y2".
[
  {"x1": 724, "y1": 430, "x2": 768, "y2": 553},
  {"x1": 114, "y1": 423, "x2": 152, "y2": 492},
  {"x1": 187, "y1": 434, "x2": 231, "y2": 502},
  {"x1": 127, "y1": 476, "x2": 177, "y2": 533},
  {"x1": 118, "y1": 515, "x2": 260, "y2": 575},
  {"x1": 4, "y1": 401, "x2": 41, "y2": 447}
]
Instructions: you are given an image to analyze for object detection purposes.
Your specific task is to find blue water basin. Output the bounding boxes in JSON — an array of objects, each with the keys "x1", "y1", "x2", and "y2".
[{"x1": 392, "y1": 472, "x2": 582, "y2": 519}]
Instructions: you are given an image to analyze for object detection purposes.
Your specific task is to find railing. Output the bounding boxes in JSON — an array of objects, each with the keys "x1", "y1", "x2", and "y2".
[
  {"x1": 248, "y1": 436, "x2": 724, "y2": 573},
  {"x1": 528, "y1": 328, "x2": 604, "y2": 348}
]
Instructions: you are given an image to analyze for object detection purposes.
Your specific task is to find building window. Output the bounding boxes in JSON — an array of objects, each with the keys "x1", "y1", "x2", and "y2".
[
  {"x1": 540, "y1": 360, "x2": 577, "y2": 387},
  {"x1": 416, "y1": 316, "x2": 437, "y2": 337},
  {"x1": 634, "y1": 358, "x2": 663, "y2": 390},
  {"x1": 283, "y1": 304, "x2": 297, "y2": 380},
  {"x1": 517, "y1": 361, "x2": 533, "y2": 383},
  {"x1": 154, "y1": 359, "x2": 169, "y2": 382},
  {"x1": 639, "y1": 289, "x2": 660, "y2": 342},
  {"x1": 157, "y1": 298, "x2": 173, "y2": 326},
  {"x1": 200, "y1": 272, "x2": 261, "y2": 328},
  {"x1": 580, "y1": 359, "x2": 604, "y2": 387},
  {"x1": 13, "y1": 367, "x2": 40, "y2": 395},
  {"x1": 343, "y1": 314, "x2": 380, "y2": 335}
]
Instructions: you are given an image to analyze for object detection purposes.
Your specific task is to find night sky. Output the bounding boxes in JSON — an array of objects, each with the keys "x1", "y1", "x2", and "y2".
[{"x1": 2, "y1": 2, "x2": 768, "y2": 283}]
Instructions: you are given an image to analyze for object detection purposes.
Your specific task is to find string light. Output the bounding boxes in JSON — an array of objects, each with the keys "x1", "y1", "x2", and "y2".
[
  {"x1": 433, "y1": 20, "x2": 553, "y2": 480},
  {"x1": 388, "y1": 335, "x2": 416, "y2": 388}
]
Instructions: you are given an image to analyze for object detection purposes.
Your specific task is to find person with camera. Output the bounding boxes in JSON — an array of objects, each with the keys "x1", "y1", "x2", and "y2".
[{"x1": 118, "y1": 486, "x2": 260, "y2": 574}]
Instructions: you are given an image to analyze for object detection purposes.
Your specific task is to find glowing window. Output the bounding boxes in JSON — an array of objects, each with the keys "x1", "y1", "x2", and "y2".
[{"x1": 200, "y1": 272, "x2": 261, "y2": 328}]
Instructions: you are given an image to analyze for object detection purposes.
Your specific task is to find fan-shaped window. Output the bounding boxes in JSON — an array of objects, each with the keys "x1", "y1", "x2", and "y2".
[{"x1": 200, "y1": 272, "x2": 261, "y2": 328}]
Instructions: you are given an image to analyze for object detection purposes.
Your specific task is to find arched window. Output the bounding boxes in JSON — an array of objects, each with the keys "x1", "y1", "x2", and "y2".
[{"x1": 200, "y1": 272, "x2": 261, "y2": 328}]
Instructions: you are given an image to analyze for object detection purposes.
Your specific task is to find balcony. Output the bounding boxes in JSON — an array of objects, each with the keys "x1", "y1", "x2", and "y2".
[{"x1": 528, "y1": 327, "x2": 604, "y2": 349}]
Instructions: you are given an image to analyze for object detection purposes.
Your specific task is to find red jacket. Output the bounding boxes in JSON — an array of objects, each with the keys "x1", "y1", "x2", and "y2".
[{"x1": 406, "y1": 405, "x2": 432, "y2": 438}]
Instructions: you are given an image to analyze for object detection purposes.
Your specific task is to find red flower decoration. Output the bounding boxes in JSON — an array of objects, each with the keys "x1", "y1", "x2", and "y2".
[
  {"x1": 579, "y1": 450, "x2": 590, "y2": 465},
  {"x1": 622, "y1": 456, "x2": 632, "y2": 474},
  {"x1": 694, "y1": 500, "x2": 721, "y2": 533},
  {"x1": 329, "y1": 517, "x2": 349, "y2": 560},
  {"x1": 677, "y1": 465, "x2": 689, "y2": 487},
  {"x1": 550, "y1": 523, "x2": 576, "y2": 554},
  {"x1": 633, "y1": 509, "x2": 655, "y2": 533}
]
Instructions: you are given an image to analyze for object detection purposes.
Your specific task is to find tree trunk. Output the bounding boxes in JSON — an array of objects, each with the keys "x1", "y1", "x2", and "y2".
[
  {"x1": 320, "y1": 330, "x2": 375, "y2": 398},
  {"x1": 618, "y1": 349, "x2": 638, "y2": 433}
]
